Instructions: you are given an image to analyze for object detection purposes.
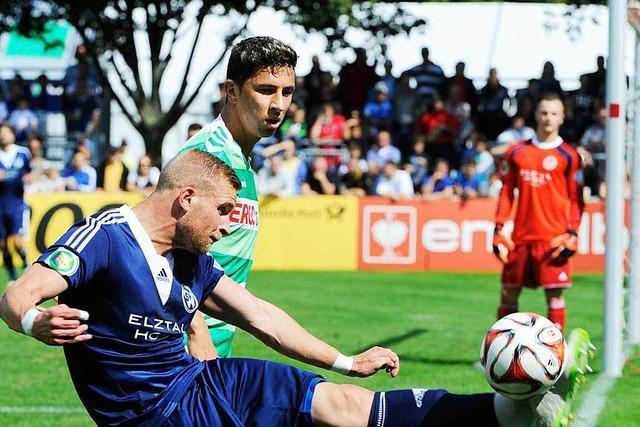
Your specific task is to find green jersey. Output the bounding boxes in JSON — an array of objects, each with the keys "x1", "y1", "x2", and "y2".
[{"x1": 178, "y1": 116, "x2": 258, "y2": 356}]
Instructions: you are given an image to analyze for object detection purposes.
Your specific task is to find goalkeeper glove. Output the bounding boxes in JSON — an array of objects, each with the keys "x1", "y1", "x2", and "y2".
[
  {"x1": 550, "y1": 230, "x2": 578, "y2": 260},
  {"x1": 492, "y1": 225, "x2": 514, "y2": 264}
]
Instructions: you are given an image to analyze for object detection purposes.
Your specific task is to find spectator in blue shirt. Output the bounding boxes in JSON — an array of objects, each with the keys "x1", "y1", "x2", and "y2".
[
  {"x1": 363, "y1": 82, "x2": 395, "y2": 134},
  {"x1": 454, "y1": 160, "x2": 486, "y2": 199},
  {"x1": 62, "y1": 151, "x2": 97, "y2": 192},
  {"x1": 421, "y1": 158, "x2": 454, "y2": 200},
  {"x1": 7, "y1": 98, "x2": 38, "y2": 142}
]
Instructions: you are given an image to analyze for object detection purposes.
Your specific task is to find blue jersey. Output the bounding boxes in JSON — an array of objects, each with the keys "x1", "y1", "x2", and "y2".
[
  {"x1": 0, "y1": 144, "x2": 31, "y2": 200},
  {"x1": 37, "y1": 206, "x2": 224, "y2": 426}
]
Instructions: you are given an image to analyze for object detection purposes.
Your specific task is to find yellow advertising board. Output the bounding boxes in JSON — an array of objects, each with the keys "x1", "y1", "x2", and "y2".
[
  {"x1": 24, "y1": 192, "x2": 143, "y2": 261},
  {"x1": 18, "y1": 193, "x2": 358, "y2": 271},
  {"x1": 253, "y1": 196, "x2": 358, "y2": 271}
]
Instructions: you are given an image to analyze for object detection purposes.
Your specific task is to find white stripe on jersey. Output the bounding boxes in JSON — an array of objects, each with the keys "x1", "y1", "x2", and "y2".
[
  {"x1": 65, "y1": 210, "x2": 125, "y2": 252},
  {"x1": 65, "y1": 210, "x2": 115, "y2": 247},
  {"x1": 76, "y1": 216, "x2": 126, "y2": 253}
]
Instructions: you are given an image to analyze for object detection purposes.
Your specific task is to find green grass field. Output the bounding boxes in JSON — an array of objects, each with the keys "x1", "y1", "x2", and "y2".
[{"x1": 1, "y1": 270, "x2": 638, "y2": 426}]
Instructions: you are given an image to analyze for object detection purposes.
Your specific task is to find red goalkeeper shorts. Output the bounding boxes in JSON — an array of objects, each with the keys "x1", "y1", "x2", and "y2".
[{"x1": 501, "y1": 241, "x2": 572, "y2": 289}]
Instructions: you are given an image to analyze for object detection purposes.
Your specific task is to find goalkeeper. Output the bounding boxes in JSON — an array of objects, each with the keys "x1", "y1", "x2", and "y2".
[{"x1": 492, "y1": 94, "x2": 585, "y2": 332}]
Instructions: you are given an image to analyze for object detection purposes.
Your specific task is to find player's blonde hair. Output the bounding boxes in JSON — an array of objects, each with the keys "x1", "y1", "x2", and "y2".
[{"x1": 156, "y1": 150, "x2": 241, "y2": 193}]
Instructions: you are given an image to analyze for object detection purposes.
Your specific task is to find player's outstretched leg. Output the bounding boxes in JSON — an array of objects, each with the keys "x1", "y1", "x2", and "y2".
[{"x1": 531, "y1": 328, "x2": 594, "y2": 427}]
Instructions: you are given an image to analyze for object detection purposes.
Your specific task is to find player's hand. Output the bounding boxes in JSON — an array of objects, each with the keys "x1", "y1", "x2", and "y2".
[
  {"x1": 492, "y1": 226, "x2": 514, "y2": 264},
  {"x1": 30, "y1": 304, "x2": 92, "y2": 346},
  {"x1": 350, "y1": 346, "x2": 400, "y2": 378},
  {"x1": 550, "y1": 231, "x2": 578, "y2": 260}
]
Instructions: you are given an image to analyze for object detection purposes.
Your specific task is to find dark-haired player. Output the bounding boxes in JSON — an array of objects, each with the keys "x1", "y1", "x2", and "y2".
[{"x1": 179, "y1": 36, "x2": 297, "y2": 358}]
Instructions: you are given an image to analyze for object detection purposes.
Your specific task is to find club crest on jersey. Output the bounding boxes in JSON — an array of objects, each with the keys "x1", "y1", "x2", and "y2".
[
  {"x1": 45, "y1": 248, "x2": 79, "y2": 276},
  {"x1": 542, "y1": 155, "x2": 558, "y2": 171},
  {"x1": 181, "y1": 285, "x2": 198, "y2": 313}
]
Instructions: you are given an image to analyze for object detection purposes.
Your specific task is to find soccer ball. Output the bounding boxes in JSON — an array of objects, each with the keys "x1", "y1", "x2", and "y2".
[{"x1": 480, "y1": 312, "x2": 566, "y2": 400}]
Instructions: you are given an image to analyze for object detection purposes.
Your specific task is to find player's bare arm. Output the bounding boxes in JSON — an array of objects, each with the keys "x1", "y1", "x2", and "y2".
[
  {"x1": 201, "y1": 275, "x2": 400, "y2": 378},
  {"x1": 0, "y1": 263, "x2": 91, "y2": 345},
  {"x1": 187, "y1": 311, "x2": 218, "y2": 360}
]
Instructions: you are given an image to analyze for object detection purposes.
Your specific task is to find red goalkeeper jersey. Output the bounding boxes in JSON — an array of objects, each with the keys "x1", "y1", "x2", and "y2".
[{"x1": 495, "y1": 137, "x2": 584, "y2": 243}]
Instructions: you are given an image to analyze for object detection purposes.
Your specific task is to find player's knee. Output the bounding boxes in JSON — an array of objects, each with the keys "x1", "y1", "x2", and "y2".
[{"x1": 312, "y1": 382, "x2": 373, "y2": 426}]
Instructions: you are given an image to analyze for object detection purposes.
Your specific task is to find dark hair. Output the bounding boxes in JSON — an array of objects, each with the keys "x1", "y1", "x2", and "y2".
[
  {"x1": 226, "y1": 36, "x2": 297, "y2": 87},
  {"x1": 188, "y1": 123, "x2": 203, "y2": 133}
]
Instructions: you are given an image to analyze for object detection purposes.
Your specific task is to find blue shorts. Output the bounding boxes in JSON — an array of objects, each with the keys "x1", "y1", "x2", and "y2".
[
  {"x1": 161, "y1": 358, "x2": 324, "y2": 427},
  {"x1": 0, "y1": 202, "x2": 25, "y2": 240}
]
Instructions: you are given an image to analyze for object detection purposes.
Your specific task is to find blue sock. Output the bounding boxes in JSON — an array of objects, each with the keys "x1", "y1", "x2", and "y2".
[
  {"x1": 367, "y1": 389, "x2": 447, "y2": 427},
  {"x1": 367, "y1": 390, "x2": 498, "y2": 427},
  {"x1": 2, "y1": 249, "x2": 16, "y2": 281}
]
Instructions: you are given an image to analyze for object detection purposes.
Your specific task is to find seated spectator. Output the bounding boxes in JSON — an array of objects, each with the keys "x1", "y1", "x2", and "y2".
[
  {"x1": 474, "y1": 137, "x2": 495, "y2": 178},
  {"x1": 363, "y1": 82, "x2": 394, "y2": 134},
  {"x1": 343, "y1": 110, "x2": 365, "y2": 148},
  {"x1": 421, "y1": 158, "x2": 454, "y2": 200},
  {"x1": 280, "y1": 108, "x2": 309, "y2": 145},
  {"x1": 24, "y1": 135, "x2": 54, "y2": 191},
  {"x1": 61, "y1": 151, "x2": 97, "y2": 192},
  {"x1": 416, "y1": 95, "x2": 460, "y2": 168},
  {"x1": 97, "y1": 146, "x2": 129, "y2": 192},
  {"x1": 339, "y1": 157, "x2": 373, "y2": 197},
  {"x1": 375, "y1": 162, "x2": 415, "y2": 200},
  {"x1": 281, "y1": 142, "x2": 307, "y2": 195},
  {"x1": 187, "y1": 123, "x2": 203, "y2": 140},
  {"x1": 126, "y1": 154, "x2": 160, "y2": 195},
  {"x1": 27, "y1": 167, "x2": 66, "y2": 193},
  {"x1": 366, "y1": 130, "x2": 401, "y2": 175},
  {"x1": 309, "y1": 103, "x2": 346, "y2": 169},
  {"x1": 301, "y1": 156, "x2": 338, "y2": 195},
  {"x1": 257, "y1": 155, "x2": 295, "y2": 197},
  {"x1": 7, "y1": 98, "x2": 38, "y2": 142},
  {"x1": 580, "y1": 107, "x2": 606, "y2": 154},
  {"x1": 493, "y1": 116, "x2": 536, "y2": 156},
  {"x1": 339, "y1": 142, "x2": 368, "y2": 175},
  {"x1": 406, "y1": 136, "x2": 429, "y2": 190},
  {"x1": 453, "y1": 160, "x2": 485, "y2": 199},
  {"x1": 482, "y1": 171, "x2": 503, "y2": 198}
]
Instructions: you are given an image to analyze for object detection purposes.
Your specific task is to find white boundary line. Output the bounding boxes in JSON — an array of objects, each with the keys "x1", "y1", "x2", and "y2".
[
  {"x1": 0, "y1": 406, "x2": 85, "y2": 414},
  {"x1": 573, "y1": 345, "x2": 637, "y2": 427},
  {"x1": 572, "y1": 375, "x2": 617, "y2": 427}
]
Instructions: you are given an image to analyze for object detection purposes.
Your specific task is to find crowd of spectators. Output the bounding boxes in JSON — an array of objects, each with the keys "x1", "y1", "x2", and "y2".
[
  {"x1": 253, "y1": 48, "x2": 609, "y2": 200},
  {"x1": 1, "y1": 44, "x2": 610, "y2": 200}
]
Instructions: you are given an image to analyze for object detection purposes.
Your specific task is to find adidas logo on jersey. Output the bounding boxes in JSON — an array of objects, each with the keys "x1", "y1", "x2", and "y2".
[
  {"x1": 558, "y1": 271, "x2": 569, "y2": 281},
  {"x1": 156, "y1": 268, "x2": 171, "y2": 283}
]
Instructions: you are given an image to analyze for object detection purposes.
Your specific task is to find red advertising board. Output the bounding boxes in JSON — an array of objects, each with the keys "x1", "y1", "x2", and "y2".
[{"x1": 359, "y1": 198, "x2": 624, "y2": 273}]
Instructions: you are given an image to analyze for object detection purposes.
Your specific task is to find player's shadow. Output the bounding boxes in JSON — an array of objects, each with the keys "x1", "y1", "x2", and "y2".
[{"x1": 353, "y1": 328, "x2": 476, "y2": 367}]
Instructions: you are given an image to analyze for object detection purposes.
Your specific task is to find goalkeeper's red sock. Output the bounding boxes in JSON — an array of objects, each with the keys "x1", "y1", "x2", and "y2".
[
  {"x1": 497, "y1": 304, "x2": 517, "y2": 320},
  {"x1": 547, "y1": 298, "x2": 566, "y2": 332}
]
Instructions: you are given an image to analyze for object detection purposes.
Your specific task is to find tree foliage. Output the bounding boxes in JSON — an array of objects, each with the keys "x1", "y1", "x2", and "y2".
[{"x1": 0, "y1": 0, "x2": 425, "y2": 161}]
